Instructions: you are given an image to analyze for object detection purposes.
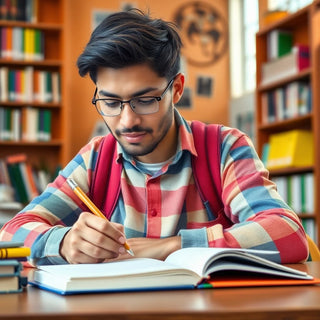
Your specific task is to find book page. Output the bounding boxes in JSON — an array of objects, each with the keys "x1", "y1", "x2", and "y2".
[
  {"x1": 165, "y1": 248, "x2": 311, "y2": 279},
  {"x1": 37, "y1": 257, "x2": 199, "y2": 280},
  {"x1": 165, "y1": 248, "x2": 282, "y2": 275}
]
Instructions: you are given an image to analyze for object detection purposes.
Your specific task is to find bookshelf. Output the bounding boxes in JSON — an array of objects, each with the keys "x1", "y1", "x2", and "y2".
[
  {"x1": 255, "y1": 1, "x2": 320, "y2": 245},
  {"x1": 0, "y1": 0, "x2": 66, "y2": 173}
]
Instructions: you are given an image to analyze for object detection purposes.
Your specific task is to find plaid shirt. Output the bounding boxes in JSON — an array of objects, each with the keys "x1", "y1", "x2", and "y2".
[{"x1": 0, "y1": 110, "x2": 308, "y2": 265}]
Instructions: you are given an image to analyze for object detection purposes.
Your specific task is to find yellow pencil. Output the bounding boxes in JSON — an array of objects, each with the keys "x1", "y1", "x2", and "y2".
[{"x1": 66, "y1": 178, "x2": 134, "y2": 256}]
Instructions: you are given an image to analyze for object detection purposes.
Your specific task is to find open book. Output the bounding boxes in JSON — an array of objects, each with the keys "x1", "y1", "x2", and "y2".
[{"x1": 29, "y1": 247, "x2": 318, "y2": 295}]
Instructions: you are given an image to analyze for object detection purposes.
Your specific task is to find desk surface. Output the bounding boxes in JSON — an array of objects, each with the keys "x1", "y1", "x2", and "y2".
[{"x1": 0, "y1": 262, "x2": 320, "y2": 320}]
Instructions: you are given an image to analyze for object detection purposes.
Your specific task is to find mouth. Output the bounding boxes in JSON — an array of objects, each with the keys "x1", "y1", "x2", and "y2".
[{"x1": 121, "y1": 132, "x2": 147, "y2": 144}]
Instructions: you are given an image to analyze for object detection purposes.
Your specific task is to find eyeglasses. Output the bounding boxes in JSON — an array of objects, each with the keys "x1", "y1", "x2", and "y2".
[{"x1": 91, "y1": 78, "x2": 175, "y2": 116}]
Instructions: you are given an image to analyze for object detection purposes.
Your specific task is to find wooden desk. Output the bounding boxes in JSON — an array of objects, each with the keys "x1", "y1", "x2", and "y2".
[{"x1": 0, "y1": 262, "x2": 320, "y2": 320}]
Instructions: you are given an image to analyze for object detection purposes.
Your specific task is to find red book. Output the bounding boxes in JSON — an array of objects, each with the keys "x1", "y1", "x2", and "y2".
[{"x1": 261, "y1": 44, "x2": 310, "y2": 85}]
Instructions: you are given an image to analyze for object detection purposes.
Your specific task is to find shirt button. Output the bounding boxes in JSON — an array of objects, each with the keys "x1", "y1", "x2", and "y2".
[{"x1": 151, "y1": 209, "x2": 157, "y2": 216}]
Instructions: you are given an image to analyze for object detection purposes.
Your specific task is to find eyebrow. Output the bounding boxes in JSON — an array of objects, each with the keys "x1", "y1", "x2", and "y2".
[{"x1": 98, "y1": 86, "x2": 159, "y2": 99}]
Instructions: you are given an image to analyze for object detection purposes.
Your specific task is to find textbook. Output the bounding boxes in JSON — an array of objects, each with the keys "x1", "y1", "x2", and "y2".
[
  {"x1": 0, "y1": 259, "x2": 27, "y2": 293},
  {"x1": 28, "y1": 247, "x2": 318, "y2": 295}
]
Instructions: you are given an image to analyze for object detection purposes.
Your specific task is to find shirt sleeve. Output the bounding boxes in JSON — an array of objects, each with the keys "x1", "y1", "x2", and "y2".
[
  {"x1": 178, "y1": 227, "x2": 208, "y2": 248},
  {"x1": 0, "y1": 136, "x2": 104, "y2": 266},
  {"x1": 205, "y1": 127, "x2": 308, "y2": 264}
]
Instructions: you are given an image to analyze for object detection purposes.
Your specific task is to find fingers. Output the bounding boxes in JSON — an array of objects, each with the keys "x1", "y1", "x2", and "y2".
[
  {"x1": 60, "y1": 212, "x2": 128, "y2": 264},
  {"x1": 84, "y1": 213, "x2": 124, "y2": 244}
]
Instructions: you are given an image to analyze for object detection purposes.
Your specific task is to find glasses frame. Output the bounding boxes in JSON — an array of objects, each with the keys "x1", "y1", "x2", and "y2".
[{"x1": 91, "y1": 77, "x2": 175, "y2": 117}]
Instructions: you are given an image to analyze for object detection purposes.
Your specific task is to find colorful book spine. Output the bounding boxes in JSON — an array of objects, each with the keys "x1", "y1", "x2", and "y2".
[
  {"x1": 261, "y1": 82, "x2": 312, "y2": 124},
  {"x1": 0, "y1": 26, "x2": 44, "y2": 60},
  {"x1": 0, "y1": 106, "x2": 53, "y2": 142},
  {"x1": 0, "y1": 66, "x2": 60, "y2": 103},
  {"x1": 272, "y1": 172, "x2": 315, "y2": 215}
]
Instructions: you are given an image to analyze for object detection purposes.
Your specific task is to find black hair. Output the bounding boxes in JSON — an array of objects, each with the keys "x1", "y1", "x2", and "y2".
[{"x1": 77, "y1": 9, "x2": 182, "y2": 83}]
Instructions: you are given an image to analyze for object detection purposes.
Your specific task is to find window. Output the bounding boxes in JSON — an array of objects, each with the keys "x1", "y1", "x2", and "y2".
[
  {"x1": 229, "y1": 0, "x2": 258, "y2": 144},
  {"x1": 229, "y1": 0, "x2": 259, "y2": 98},
  {"x1": 268, "y1": 0, "x2": 313, "y2": 12}
]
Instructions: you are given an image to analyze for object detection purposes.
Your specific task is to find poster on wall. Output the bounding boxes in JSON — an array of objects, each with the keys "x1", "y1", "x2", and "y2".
[
  {"x1": 92, "y1": 2, "x2": 137, "y2": 29},
  {"x1": 92, "y1": 10, "x2": 114, "y2": 29},
  {"x1": 173, "y1": 1, "x2": 228, "y2": 67},
  {"x1": 196, "y1": 76, "x2": 214, "y2": 97}
]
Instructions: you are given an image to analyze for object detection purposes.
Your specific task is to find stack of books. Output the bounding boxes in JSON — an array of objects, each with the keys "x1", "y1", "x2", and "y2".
[
  {"x1": 0, "y1": 241, "x2": 30, "y2": 293},
  {"x1": 261, "y1": 44, "x2": 310, "y2": 86}
]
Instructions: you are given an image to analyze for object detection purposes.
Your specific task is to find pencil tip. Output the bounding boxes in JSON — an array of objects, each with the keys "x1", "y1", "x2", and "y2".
[{"x1": 127, "y1": 249, "x2": 135, "y2": 256}]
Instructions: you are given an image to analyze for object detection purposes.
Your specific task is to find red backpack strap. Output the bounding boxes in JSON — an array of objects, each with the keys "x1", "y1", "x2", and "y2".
[
  {"x1": 191, "y1": 121, "x2": 232, "y2": 227},
  {"x1": 90, "y1": 123, "x2": 232, "y2": 227},
  {"x1": 89, "y1": 134, "x2": 122, "y2": 220}
]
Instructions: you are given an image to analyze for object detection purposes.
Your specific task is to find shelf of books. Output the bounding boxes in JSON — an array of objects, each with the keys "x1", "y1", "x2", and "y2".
[
  {"x1": 256, "y1": 1, "x2": 320, "y2": 246},
  {"x1": 0, "y1": 0, "x2": 66, "y2": 221}
]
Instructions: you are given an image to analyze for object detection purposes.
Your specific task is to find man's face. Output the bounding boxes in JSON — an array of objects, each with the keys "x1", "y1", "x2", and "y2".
[{"x1": 95, "y1": 64, "x2": 184, "y2": 163}]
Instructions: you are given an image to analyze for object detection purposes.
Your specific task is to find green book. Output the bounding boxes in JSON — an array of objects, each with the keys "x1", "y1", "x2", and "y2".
[
  {"x1": 43, "y1": 109, "x2": 52, "y2": 141},
  {"x1": 45, "y1": 71, "x2": 53, "y2": 102},
  {"x1": 34, "y1": 29, "x2": 44, "y2": 60},
  {"x1": 267, "y1": 29, "x2": 293, "y2": 60},
  {"x1": 6, "y1": 155, "x2": 29, "y2": 204},
  {"x1": 4, "y1": 108, "x2": 12, "y2": 140}
]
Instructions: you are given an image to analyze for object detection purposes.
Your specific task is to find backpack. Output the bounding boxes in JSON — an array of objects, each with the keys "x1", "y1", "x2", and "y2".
[{"x1": 89, "y1": 120, "x2": 233, "y2": 228}]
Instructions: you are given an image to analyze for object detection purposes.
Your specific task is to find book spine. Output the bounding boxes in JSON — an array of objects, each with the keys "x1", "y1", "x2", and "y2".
[
  {"x1": 40, "y1": 109, "x2": 51, "y2": 141},
  {"x1": 0, "y1": 66, "x2": 60, "y2": 104},
  {"x1": 8, "y1": 68, "x2": 15, "y2": 101},
  {"x1": 290, "y1": 174, "x2": 302, "y2": 213},
  {"x1": 305, "y1": 173, "x2": 314, "y2": 213},
  {"x1": 16, "y1": 0, "x2": 26, "y2": 21},
  {"x1": 0, "y1": 66, "x2": 8, "y2": 102},
  {"x1": 295, "y1": 45, "x2": 310, "y2": 71},
  {"x1": 261, "y1": 45, "x2": 310, "y2": 85},
  {"x1": 0, "y1": 158, "x2": 12, "y2": 186},
  {"x1": 273, "y1": 172, "x2": 314, "y2": 215},
  {"x1": 4, "y1": 107, "x2": 12, "y2": 140},
  {"x1": 11, "y1": 108, "x2": 21, "y2": 141},
  {"x1": 1, "y1": 26, "x2": 43, "y2": 61}
]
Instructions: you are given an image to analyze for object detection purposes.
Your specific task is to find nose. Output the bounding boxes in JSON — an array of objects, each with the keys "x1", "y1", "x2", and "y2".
[{"x1": 119, "y1": 102, "x2": 141, "y2": 128}]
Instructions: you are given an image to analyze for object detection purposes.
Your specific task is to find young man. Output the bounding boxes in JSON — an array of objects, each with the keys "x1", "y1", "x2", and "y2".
[{"x1": 0, "y1": 10, "x2": 308, "y2": 265}]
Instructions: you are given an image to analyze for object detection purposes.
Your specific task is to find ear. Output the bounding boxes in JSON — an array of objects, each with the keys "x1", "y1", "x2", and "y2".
[{"x1": 172, "y1": 73, "x2": 185, "y2": 104}]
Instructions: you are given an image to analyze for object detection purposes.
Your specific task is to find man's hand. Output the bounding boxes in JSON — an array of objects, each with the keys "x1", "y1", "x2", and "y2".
[
  {"x1": 105, "y1": 236, "x2": 181, "y2": 262},
  {"x1": 60, "y1": 212, "x2": 128, "y2": 264}
]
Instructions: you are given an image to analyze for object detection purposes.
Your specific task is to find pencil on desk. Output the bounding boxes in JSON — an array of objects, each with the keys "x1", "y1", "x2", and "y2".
[{"x1": 66, "y1": 178, "x2": 134, "y2": 256}]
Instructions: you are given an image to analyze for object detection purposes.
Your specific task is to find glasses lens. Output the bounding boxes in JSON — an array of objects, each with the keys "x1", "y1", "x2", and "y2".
[
  {"x1": 97, "y1": 99, "x2": 122, "y2": 116},
  {"x1": 131, "y1": 97, "x2": 159, "y2": 115}
]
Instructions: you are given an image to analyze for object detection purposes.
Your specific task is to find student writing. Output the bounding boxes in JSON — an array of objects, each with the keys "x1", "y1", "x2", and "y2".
[{"x1": 0, "y1": 9, "x2": 308, "y2": 265}]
